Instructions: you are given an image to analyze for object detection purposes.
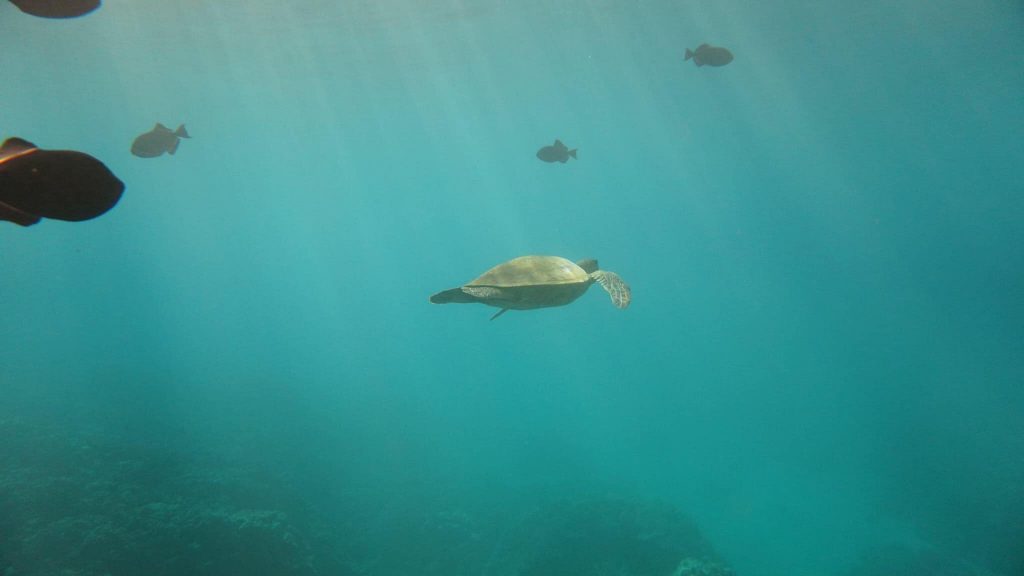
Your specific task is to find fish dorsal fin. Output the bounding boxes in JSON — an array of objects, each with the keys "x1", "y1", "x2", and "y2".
[
  {"x1": 697, "y1": 43, "x2": 709, "y2": 49},
  {"x1": 554, "y1": 139, "x2": 565, "y2": 149},
  {"x1": 0, "y1": 137, "x2": 38, "y2": 160},
  {"x1": 155, "y1": 122, "x2": 171, "y2": 132}
]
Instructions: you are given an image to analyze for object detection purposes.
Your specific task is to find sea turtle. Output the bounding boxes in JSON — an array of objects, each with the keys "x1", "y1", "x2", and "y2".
[{"x1": 429, "y1": 255, "x2": 631, "y2": 320}]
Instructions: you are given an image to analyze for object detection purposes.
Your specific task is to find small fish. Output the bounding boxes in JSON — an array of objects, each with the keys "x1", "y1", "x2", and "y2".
[
  {"x1": 0, "y1": 137, "x2": 124, "y2": 226},
  {"x1": 536, "y1": 139, "x2": 577, "y2": 163},
  {"x1": 131, "y1": 123, "x2": 190, "y2": 158},
  {"x1": 684, "y1": 44, "x2": 734, "y2": 67},
  {"x1": 8, "y1": 0, "x2": 100, "y2": 18}
]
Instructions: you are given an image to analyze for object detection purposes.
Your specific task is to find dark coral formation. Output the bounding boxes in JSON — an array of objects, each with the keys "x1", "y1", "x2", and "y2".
[
  {"x1": 670, "y1": 557, "x2": 736, "y2": 576},
  {"x1": 0, "y1": 418, "x2": 348, "y2": 576},
  {"x1": 0, "y1": 417, "x2": 732, "y2": 576},
  {"x1": 511, "y1": 499, "x2": 724, "y2": 576}
]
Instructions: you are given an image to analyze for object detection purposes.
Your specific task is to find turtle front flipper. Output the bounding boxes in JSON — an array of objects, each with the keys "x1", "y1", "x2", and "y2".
[{"x1": 592, "y1": 271, "x2": 631, "y2": 309}]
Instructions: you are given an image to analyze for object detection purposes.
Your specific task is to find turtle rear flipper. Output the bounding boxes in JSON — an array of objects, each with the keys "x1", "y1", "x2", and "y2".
[{"x1": 592, "y1": 271, "x2": 631, "y2": 309}]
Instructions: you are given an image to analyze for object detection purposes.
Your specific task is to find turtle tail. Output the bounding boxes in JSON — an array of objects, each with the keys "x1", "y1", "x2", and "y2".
[{"x1": 429, "y1": 287, "x2": 477, "y2": 304}]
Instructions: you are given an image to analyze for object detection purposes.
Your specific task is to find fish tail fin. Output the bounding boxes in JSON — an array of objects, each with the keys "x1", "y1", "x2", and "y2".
[
  {"x1": 176, "y1": 124, "x2": 190, "y2": 138},
  {"x1": 568, "y1": 149, "x2": 577, "y2": 159},
  {"x1": 684, "y1": 48, "x2": 693, "y2": 61}
]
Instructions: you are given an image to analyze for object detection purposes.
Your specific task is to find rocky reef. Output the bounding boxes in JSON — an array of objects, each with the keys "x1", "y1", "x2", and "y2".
[
  {"x1": 343, "y1": 493, "x2": 732, "y2": 576},
  {"x1": 509, "y1": 498, "x2": 728, "y2": 576},
  {"x1": 670, "y1": 557, "x2": 735, "y2": 576},
  {"x1": 0, "y1": 417, "x2": 732, "y2": 576},
  {"x1": 0, "y1": 418, "x2": 348, "y2": 576}
]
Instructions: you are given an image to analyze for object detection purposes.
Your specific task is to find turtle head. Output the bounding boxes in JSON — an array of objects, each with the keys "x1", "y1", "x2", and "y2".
[{"x1": 576, "y1": 258, "x2": 598, "y2": 274}]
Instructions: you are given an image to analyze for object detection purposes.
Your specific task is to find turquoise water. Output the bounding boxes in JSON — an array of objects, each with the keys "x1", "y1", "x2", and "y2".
[{"x1": 2, "y1": 1, "x2": 1022, "y2": 575}]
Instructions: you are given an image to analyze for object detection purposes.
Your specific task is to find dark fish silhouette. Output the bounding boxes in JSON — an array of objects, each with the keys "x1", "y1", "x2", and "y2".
[
  {"x1": 536, "y1": 139, "x2": 577, "y2": 163},
  {"x1": 0, "y1": 138, "x2": 124, "y2": 226},
  {"x1": 131, "y1": 123, "x2": 190, "y2": 158},
  {"x1": 685, "y1": 44, "x2": 734, "y2": 67},
  {"x1": 8, "y1": 0, "x2": 100, "y2": 18}
]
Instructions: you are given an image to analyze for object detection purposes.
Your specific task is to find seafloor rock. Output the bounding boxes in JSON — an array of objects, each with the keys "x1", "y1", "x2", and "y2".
[
  {"x1": 671, "y1": 556, "x2": 736, "y2": 576},
  {"x1": 0, "y1": 418, "x2": 348, "y2": 576},
  {"x1": 1, "y1": 416, "x2": 735, "y2": 576},
  {"x1": 337, "y1": 494, "x2": 732, "y2": 576},
  {"x1": 504, "y1": 498, "x2": 731, "y2": 576},
  {"x1": 352, "y1": 506, "x2": 493, "y2": 576}
]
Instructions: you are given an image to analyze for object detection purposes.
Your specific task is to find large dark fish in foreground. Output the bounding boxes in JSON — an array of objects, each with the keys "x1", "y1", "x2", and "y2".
[
  {"x1": 0, "y1": 138, "x2": 124, "y2": 226},
  {"x1": 536, "y1": 139, "x2": 577, "y2": 163},
  {"x1": 131, "y1": 123, "x2": 190, "y2": 158},
  {"x1": 8, "y1": 0, "x2": 100, "y2": 18},
  {"x1": 685, "y1": 44, "x2": 734, "y2": 67}
]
